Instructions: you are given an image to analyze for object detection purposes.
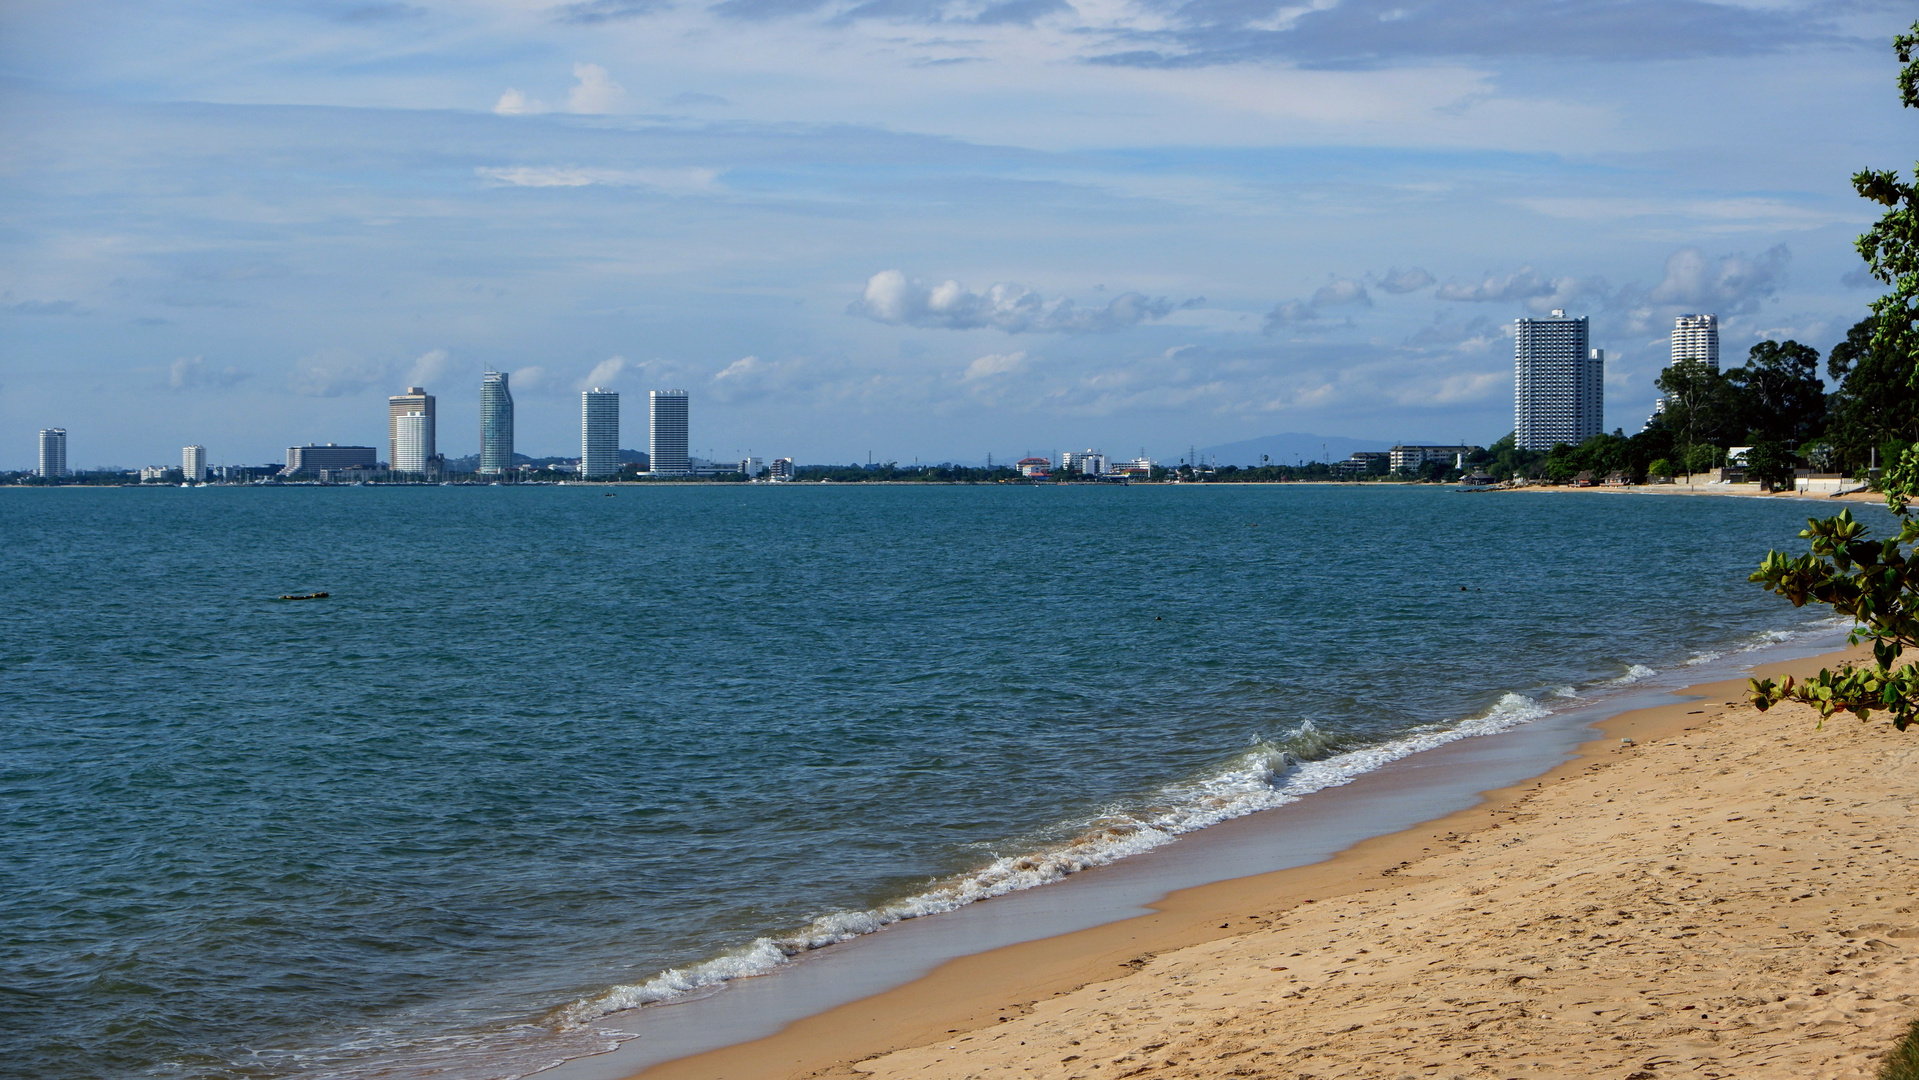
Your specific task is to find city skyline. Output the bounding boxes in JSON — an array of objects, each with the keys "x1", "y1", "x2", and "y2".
[{"x1": 3, "y1": 4, "x2": 1908, "y2": 471}]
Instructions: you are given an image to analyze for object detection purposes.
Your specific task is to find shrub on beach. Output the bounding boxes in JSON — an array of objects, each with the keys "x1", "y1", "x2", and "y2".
[{"x1": 1880, "y1": 1018, "x2": 1919, "y2": 1080}]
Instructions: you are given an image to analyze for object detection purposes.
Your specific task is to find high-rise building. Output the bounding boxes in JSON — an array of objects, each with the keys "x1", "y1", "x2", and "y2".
[
  {"x1": 182, "y1": 445, "x2": 206, "y2": 482},
  {"x1": 1671, "y1": 314, "x2": 1720, "y2": 373},
  {"x1": 393, "y1": 414, "x2": 429, "y2": 474},
  {"x1": 37, "y1": 428, "x2": 67, "y2": 478},
  {"x1": 581, "y1": 388, "x2": 620, "y2": 478},
  {"x1": 480, "y1": 370, "x2": 514, "y2": 475},
  {"x1": 1514, "y1": 311, "x2": 1604, "y2": 451},
  {"x1": 649, "y1": 390, "x2": 690, "y2": 475},
  {"x1": 388, "y1": 386, "x2": 436, "y2": 468}
]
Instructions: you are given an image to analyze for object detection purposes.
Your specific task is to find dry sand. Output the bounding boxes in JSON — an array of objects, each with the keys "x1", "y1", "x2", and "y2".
[{"x1": 631, "y1": 651, "x2": 1919, "y2": 1080}]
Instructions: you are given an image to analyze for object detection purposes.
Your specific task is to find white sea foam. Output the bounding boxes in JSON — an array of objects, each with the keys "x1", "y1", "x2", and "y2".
[
  {"x1": 553, "y1": 693, "x2": 1553, "y2": 1029},
  {"x1": 1604, "y1": 664, "x2": 1656, "y2": 686}
]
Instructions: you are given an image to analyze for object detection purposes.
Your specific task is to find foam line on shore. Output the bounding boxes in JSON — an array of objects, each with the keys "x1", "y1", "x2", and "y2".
[{"x1": 547, "y1": 617, "x2": 1844, "y2": 1033}]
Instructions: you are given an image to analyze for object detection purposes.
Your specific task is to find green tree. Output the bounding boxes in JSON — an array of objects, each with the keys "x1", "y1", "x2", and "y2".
[
  {"x1": 1827, "y1": 315, "x2": 1919, "y2": 471},
  {"x1": 1729, "y1": 340, "x2": 1827, "y2": 445},
  {"x1": 1743, "y1": 442, "x2": 1795, "y2": 490},
  {"x1": 1751, "y1": 22, "x2": 1919, "y2": 728}
]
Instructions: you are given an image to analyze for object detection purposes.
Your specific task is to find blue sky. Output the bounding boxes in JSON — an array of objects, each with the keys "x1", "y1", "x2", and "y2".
[{"x1": 0, "y1": 0, "x2": 1910, "y2": 469}]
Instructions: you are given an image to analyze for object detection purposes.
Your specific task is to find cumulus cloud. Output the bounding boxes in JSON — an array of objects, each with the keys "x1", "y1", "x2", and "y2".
[
  {"x1": 582, "y1": 355, "x2": 626, "y2": 387},
  {"x1": 1436, "y1": 266, "x2": 1598, "y2": 314},
  {"x1": 1646, "y1": 244, "x2": 1789, "y2": 315},
  {"x1": 405, "y1": 348, "x2": 450, "y2": 387},
  {"x1": 169, "y1": 355, "x2": 248, "y2": 390},
  {"x1": 1843, "y1": 263, "x2": 1879, "y2": 289},
  {"x1": 290, "y1": 351, "x2": 384, "y2": 397},
  {"x1": 964, "y1": 350, "x2": 1027, "y2": 380},
  {"x1": 493, "y1": 88, "x2": 545, "y2": 115},
  {"x1": 567, "y1": 63, "x2": 628, "y2": 113},
  {"x1": 512, "y1": 365, "x2": 549, "y2": 391},
  {"x1": 714, "y1": 355, "x2": 763, "y2": 380},
  {"x1": 1374, "y1": 267, "x2": 1435, "y2": 294},
  {"x1": 1262, "y1": 276, "x2": 1370, "y2": 334},
  {"x1": 848, "y1": 270, "x2": 1196, "y2": 333}
]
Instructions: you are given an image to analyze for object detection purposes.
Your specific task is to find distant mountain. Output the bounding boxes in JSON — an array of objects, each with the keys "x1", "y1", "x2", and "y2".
[{"x1": 1193, "y1": 432, "x2": 1393, "y2": 467}]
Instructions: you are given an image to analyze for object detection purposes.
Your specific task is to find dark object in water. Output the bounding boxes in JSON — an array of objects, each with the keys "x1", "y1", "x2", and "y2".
[{"x1": 278, "y1": 592, "x2": 330, "y2": 601}]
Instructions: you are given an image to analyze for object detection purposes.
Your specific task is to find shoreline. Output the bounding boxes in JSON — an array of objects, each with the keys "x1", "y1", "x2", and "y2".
[{"x1": 533, "y1": 641, "x2": 1881, "y2": 1080}]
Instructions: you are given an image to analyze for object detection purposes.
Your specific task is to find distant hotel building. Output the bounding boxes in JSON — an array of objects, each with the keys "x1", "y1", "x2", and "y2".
[
  {"x1": 1017, "y1": 456, "x2": 1050, "y2": 477},
  {"x1": 1059, "y1": 450, "x2": 1108, "y2": 476},
  {"x1": 581, "y1": 388, "x2": 620, "y2": 478},
  {"x1": 37, "y1": 428, "x2": 67, "y2": 477},
  {"x1": 1671, "y1": 313, "x2": 1720, "y2": 373},
  {"x1": 393, "y1": 414, "x2": 430, "y2": 474},
  {"x1": 283, "y1": 443, "x2": 377, "y2": 477},
  {"x1": 649, "y1": 390, "x2": 690, "y2": 475},
  {"x1": 480, "y1": 370, "x2": 514, "y2": 475},
  {"x1": 1389, "y1": 445, "x2": 1473, "y2": 472},
  {"x1": 1648, "y1": 314, "x2": 1719, "y2": 426},
  {"x1": 767, "y1": 457, "x2": 795, "y2": 481},
  {"x1": 389, "y1": 386, "x2": 436, "y2": 469},
  {"x1": 1514, "y1": 310, "x2": 1604, "y2": 451},
  {"x1": 182, "y1": 445, "x2": 206, "y2": 482}
]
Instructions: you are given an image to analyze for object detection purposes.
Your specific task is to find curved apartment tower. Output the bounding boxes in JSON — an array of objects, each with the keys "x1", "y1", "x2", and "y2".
[{"x1": 480, "y1": 370, "x2": 514, "y2": 475}]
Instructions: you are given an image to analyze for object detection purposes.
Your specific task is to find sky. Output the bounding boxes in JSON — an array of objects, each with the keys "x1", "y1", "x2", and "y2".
[{"x1": 0, "y1": 0, "x2": 1913, "y2": 469}]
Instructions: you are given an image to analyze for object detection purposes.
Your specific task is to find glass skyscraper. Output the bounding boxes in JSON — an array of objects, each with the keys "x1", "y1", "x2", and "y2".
[
  {"x1": 581, "y1": 388, "x2": 619, "y2": 478},
  {"x1": 649, "y1": 390, "x2": 689, "y2": 475},
  {"x1": 480, "y1": 370, "x2": 513, "y2": 475}
]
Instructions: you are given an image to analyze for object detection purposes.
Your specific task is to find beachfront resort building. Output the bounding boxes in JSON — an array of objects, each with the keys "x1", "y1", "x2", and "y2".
[
  {"x1": 182, "y1": 445, "x2": 206, "y2": 482},
  {"x1": 37, "y1": 428, "x2": 67, "y2": 478},
  {"x1": 1018, "y1": 456, "x2": 1051, "y2": 477},
  {"x1": 649, "y1": 390, "x2": 690, "y2": 476},
  {"x1": 581, "y1": 388, "x2": 620, "y2": 478},
  {"x1": 1514, "y1": 311, "x2": 1604, "y2": 451},
  {"x1": 1059, "y1": 450, "x2": 1108, "y2": 476},
  {"x1": 388, "y1": 386, "x2": 436, "y2": 470},
  {"x1": 1388, "y1": 445, "x2": 1473, "y2": 472},
  {"x1": 282, "y1": 443, "x2": 377, "y2": 478},
  {"x1": 480, "y1": 370, "x2": 514, "y2": 475},
  {"x1": 768, "y1": 457, "x2": 795, "y2": 481}
]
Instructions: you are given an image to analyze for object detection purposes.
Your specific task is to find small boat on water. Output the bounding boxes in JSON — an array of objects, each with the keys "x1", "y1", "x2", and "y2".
[{"x1": 278, "y1": 592, "x2": 330, "y2": 601}]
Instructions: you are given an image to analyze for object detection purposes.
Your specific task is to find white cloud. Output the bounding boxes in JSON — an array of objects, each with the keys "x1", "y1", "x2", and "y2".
[
  {"x1": 849, "y1": 270, "x2": 1191, "y2": 333},
  {"x1": 474, "y1": 166, "x2": 721, "y2": 194},
  {"x1": 493, "y1": 88, "x2": 545, "y2": 115},
  {"x1": 1374, "y1": 267, "x2": 1435, "y2": 294},
  {"x1": 1262, "y1": 276, "x2": 1369, "y2": 334},
  {"x1": 405, "y1": 348, "x2": 449, "y2": 387},
  {"x1": 714, "y1": 355, "x2": 763, "y2": 380},
  {"x1": 1646, "y1": 244, "x2": 1789, "y2": 315},
  {"x1": 582, "y1": 355, "x2": 626, "y2": 387},
  {"x1": 964, "y1": 350, "x2": 1027, "y2": 380},
  {"x1": 1435, "y1": 266, "x2": 1600, "y2": 314},
  {"x1": 168, "y1": 355, "x2": 248, "y2": 390},
  {"x1": 512, "y1": 365, "x2": 549, "y2": 391},
  {"x1": 567, "y1": 62, "x2": 627, "y2": 114},
  {"x1": 290, "y1": 351, "x2": 384, "y2": 397}
]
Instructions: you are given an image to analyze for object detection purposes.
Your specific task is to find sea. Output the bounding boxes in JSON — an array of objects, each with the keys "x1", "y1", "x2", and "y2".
[{"x1": 0, "y1": 483, "x2": 1880, "y2": 1080}]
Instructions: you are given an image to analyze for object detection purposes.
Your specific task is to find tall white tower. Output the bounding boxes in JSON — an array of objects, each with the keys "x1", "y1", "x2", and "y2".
[
  {"x1": 649, "y1": 390, "x2": 689, "y2": 475},
  {"x1": 393, "y1": 414, "x2": 429, "y2": 474},
  {"x1": 581, "y1": 388, "x2": 620, "y2": 478},
  {"x1": 1672, "y1": 314, "x2": 1720, "y2": 372},
  {"x1": 182, "y1": 445, "x2": 206, "y2": 482},
  {"x1": 389, "y1": 386, "x2": 436, "y2": 468},
  {"x1": 38, "y1": 428, "x2": 67, "y2": 478},
  {"x1": 1514, "y1": 311, "x2": 1603, "y2": 451}
]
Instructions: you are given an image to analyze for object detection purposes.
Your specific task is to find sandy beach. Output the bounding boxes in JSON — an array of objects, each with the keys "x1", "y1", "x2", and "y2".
[{"x1": 621, "y1": 646, "x2": 1919, "y2": 1080}]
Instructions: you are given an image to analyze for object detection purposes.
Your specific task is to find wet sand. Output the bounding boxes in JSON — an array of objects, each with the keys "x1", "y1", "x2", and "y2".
[{"x1": 595, "y1": 644, "x2": 1919, "y2": 1080}]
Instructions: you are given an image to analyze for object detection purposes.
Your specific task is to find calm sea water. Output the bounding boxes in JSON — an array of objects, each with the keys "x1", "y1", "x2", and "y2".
[{"x1": 0, "y1": 484, "x2": 1872, "y2": 1079}]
